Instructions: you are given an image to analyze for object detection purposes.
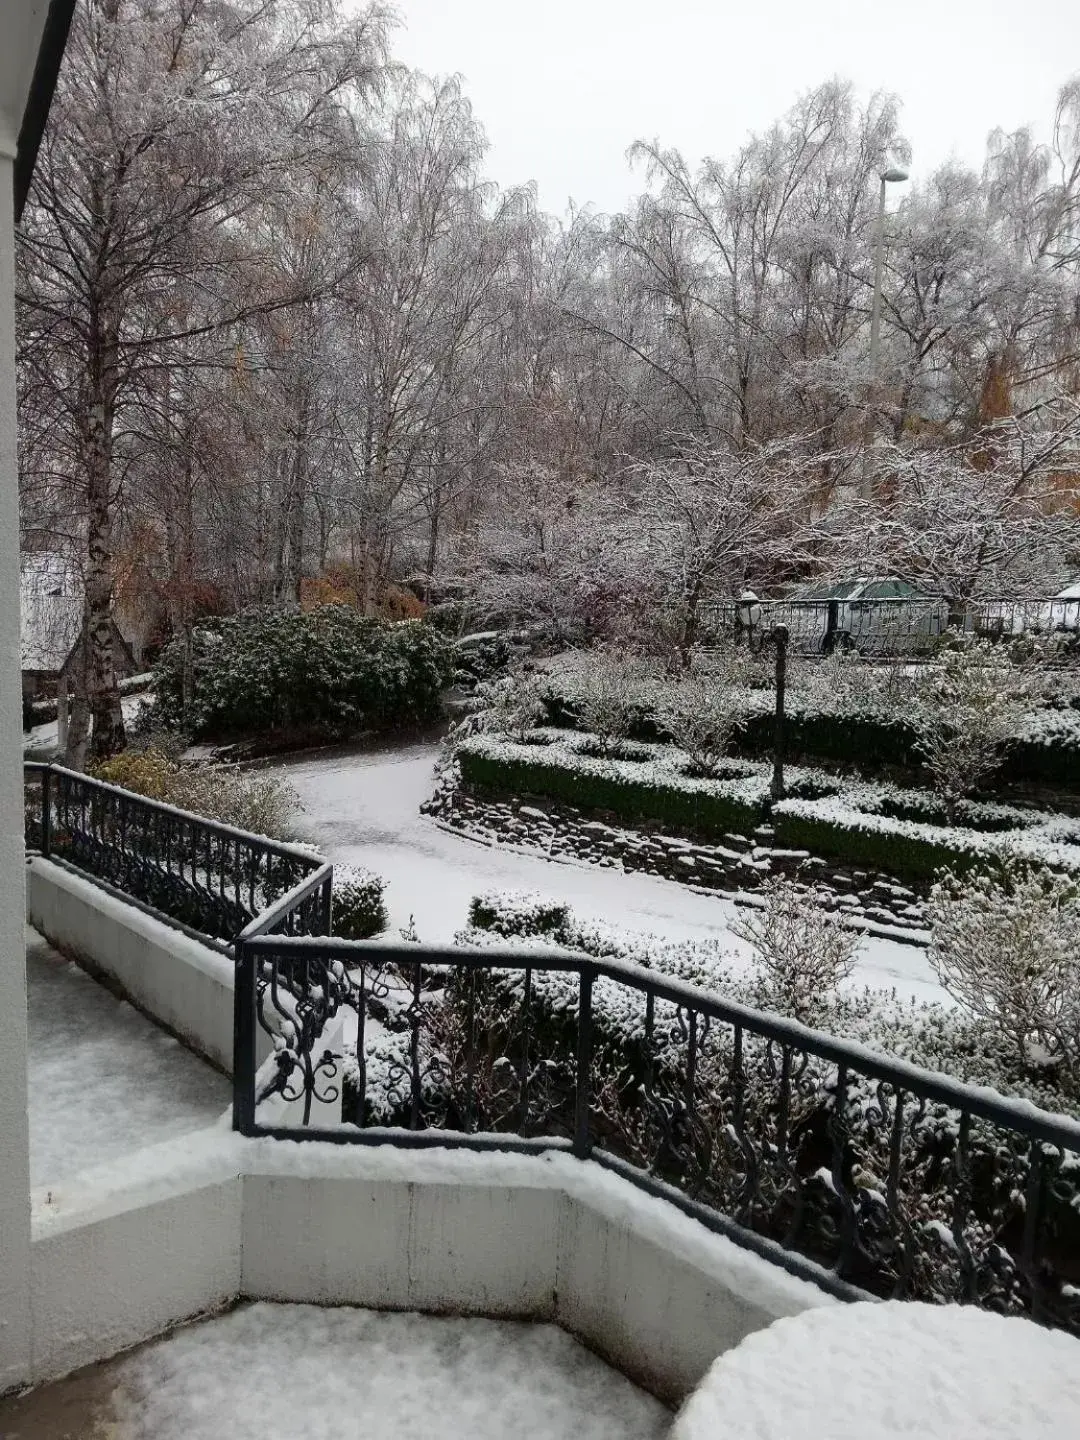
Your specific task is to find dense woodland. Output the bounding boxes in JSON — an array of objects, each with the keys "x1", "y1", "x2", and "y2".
[{"x1": 16, "y1": 0, "x2": 1080, "y2": 759}]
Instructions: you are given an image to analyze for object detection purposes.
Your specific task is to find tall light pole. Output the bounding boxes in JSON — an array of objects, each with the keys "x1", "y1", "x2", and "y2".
[{"x1": 860, "y1": 166, "x2": 909, "y2": 500}]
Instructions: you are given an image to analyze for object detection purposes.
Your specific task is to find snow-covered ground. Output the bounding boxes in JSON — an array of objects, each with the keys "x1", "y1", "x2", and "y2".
[
  {"x1": 0, "y1": 1302, "x2": 669, "y2": 1439},
  {"x1": 23, "y1": 691, "x2": 149, "y2": 756},
  {"x1": 27, "y1": 927, "x2": 229, "y2": 1188},
  {"x1": 281, "y1": 742, "x2": 946, "y2": 1004}
]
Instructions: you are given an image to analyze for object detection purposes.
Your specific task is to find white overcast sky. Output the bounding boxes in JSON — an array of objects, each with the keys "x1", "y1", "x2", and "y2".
[{"x1": 386, "y1": 0, "x2": 1079, "y2": 214}]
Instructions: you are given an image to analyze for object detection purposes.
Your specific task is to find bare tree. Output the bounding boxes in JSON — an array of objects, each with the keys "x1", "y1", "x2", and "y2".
[{"x1": 18, "y1": 0, "x2": 390, "y2": 760}]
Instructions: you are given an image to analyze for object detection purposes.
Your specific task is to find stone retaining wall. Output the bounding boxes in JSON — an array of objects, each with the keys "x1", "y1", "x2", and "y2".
[{"x1": 425, "y1": 773, "x2": 928, "y2": 940}]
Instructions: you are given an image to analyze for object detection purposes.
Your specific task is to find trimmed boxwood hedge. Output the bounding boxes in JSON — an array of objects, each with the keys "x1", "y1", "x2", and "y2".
[
  {"x1": 770, "y1": 808, "x2": 980, "y2": 883},
  {"x1": 743, "y1": 710, "x2": 1080, "y2": 790},
  {"x1": 544, "y1": 685, "x2": 1080, "y2": 791},
  {"x1": 458, "y1": 746, "x2": 767, "y2": 839},
  {"x1": 457, "y1": 733, "x2": 1080, "y2": 888}
]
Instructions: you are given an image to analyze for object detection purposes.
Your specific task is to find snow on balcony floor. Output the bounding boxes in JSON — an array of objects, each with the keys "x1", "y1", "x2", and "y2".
[
  {"x1": 27, "y1": 925, "x2": 229, "y2": 1189},
  {"x1": 0, "y1": 1302, "x2": 671, "y2": 1439}
]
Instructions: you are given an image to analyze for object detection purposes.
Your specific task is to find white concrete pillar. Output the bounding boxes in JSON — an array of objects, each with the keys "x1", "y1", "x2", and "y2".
[{"x1": 0, "y1": 146, "x2": 33, "y2": 1392}]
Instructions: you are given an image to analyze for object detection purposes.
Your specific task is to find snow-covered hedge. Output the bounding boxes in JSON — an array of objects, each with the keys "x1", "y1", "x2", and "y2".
[
  {"x1": 773, "y1": 781, "x2": 1080, "y2": 881},
  {"x1": 454, "y1": 729, "x2": 1080, "y2": 884},
  {"x1": 457, "y1": 729, "x2": 771, "y2": 837},
  {"x1": 149, "y1": 607, "x2": 453, "y2": 740},
  {"x1": 540, "y1": 654, "x2": 1080, "y2": 791}
]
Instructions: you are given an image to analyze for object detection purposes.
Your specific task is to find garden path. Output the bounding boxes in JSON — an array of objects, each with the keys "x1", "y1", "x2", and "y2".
[{"x1": 279, "y1": 741, "x2": 946, "y2": 1004}]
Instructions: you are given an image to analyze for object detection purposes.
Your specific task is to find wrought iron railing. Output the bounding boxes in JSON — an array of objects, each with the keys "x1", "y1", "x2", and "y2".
[
  {"x1": 703, "y1": 595, "x2": 1080, "y2": 658},
  {"x1": 24, "y1": 761, "x2": 331, "y2": 952},
  {"x1": 233, "y1": 933, "x2": 1080, "y2": 1335},
  {"x1": 23, "y1": 761, "x2": 1080, "y2": 1334}
]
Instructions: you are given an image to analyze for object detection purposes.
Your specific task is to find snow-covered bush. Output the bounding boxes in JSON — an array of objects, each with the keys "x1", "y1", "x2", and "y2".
[
  {"x1": 789, "y1": 647, "x2": 869, "y2": 716},
  {"x1": 570, "y1": 653, "x2": 652, "y2": 756},
  {"x1": 475, "y1": 668, "x2": 550, "y2": 743},
  {"x1": 928, "y1": 856, "x2": 1080, "y2": 1080},
  {"x1": 910, "y1": 640, "x2": 1032, "y2": 815},
  {"x1": 92, "y1": 747, "x2": 175, "y2": 801},
  {"x1": 468, "y1": 891, "x2": 571, "y2": 942},
  {"x1": 168, "y1": 763, "x2": 299, "y2": 840},
  {"x1": 93, "y1": 748, "x2": 300, "y2": 840},
  {"x1": 730, "y1": 876, "x2": 859, "y2": 1021},
  {"x1": 657, "y1": 647, "x2": 750, "y2": 776},
  {"x1": 149, "y1": 606, "x2": 453, "y2": 740},
  {"x1": 332, "y1": 866, "x2": 388, "y2": 939}
]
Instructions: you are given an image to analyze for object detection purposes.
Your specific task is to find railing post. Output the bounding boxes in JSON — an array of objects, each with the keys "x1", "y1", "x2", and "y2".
[
  {"x1": 320, "y1": 867, "x2": 333, "y2": 936},
  {"x1": 574, "y1": 965, "x2": 595, "y2": 1159},
  {"x1": 824, "y1": 599, "x2": 839, "y2": 653},
  {"x1": 771, "y1": 624, "x2": 788, "y2": 802},
  {"x1": 40, "y1": 765, "x2": 51, "y2": 858},
  {"x1": 232, "y1": 939, "x2": 257, "y2": 1134}
]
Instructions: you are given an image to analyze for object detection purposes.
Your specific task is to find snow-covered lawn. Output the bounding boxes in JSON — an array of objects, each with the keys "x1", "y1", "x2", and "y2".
[
  {"x1": 0, "y1": 1302, "x2": 669, "y2": 1439},
  {"x1": 281, "y1": 741, "x2": 946, "y2": 1004},
  {"x1": 27, "y1": 927, "x2": 229, "y2": 1189}
]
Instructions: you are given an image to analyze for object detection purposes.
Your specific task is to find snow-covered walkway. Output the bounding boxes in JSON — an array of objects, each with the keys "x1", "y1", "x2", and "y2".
[
  {"x1": 0, "y1": 1302, "x2": 669, "y2": 1439},
  {"x1": 27, "y1": 926, "x2": 229, "y2": 1189},
  {"x1": 281, "y1": 742, "x2": 946, "y2": 1004}
]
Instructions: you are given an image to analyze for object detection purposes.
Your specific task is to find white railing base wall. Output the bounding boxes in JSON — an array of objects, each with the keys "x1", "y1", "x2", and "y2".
[
  {"x1": 26, "y1": 857, "x2": 272, "y2": 1074},
  {"x1": 24, "y1": 1134, "x2": 834, "y2": 1405}
]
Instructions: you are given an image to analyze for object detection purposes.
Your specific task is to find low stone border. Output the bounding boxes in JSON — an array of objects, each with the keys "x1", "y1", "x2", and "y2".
[{"x1": 424, "y1": 772, "x2": 928, "y2": 941}]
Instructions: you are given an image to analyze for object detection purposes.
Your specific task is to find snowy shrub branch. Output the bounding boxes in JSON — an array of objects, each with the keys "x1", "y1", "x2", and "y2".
[{"x1": 928, "y1": 856, "x2": 1080, "y2": 1080}]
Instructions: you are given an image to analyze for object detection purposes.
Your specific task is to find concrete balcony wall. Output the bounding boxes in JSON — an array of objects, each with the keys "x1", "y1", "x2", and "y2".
[
  {"x1": 25, "y1": 1136, "x2": 834, "y2": 1405},
  {"x1": 19, "y1": 859, "x2": 835, "y2": 1401},
  {"x1": 26, "y1": 857, "x2": 271, "y2": 1074},
  {"x1": 31, "y1": 1171, "x2": 242, "y2": 1381}
]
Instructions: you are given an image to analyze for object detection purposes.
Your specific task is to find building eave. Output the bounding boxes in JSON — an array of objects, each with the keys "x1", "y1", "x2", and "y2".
[{"x1": 14, "y1": 0, "x2": 76, "y2": 223}]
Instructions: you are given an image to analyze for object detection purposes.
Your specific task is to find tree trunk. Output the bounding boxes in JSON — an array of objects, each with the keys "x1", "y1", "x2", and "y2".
[
  {"x1": 64, "y1": 619, "x2": 90, "y2": 770},
  {"x1": 56, "y1": 674, "x2": 69, "y2": 754},
  {"x1": 86, "y1": 375, "x2": 125, "y2": 761},
  {"x1": 424, "y1": 502, "x2": 440, "y2": 603},
  {"x1": 677, "y1": 576, "x2": 704, "y2": 671},
  {"x1": 179, "y1": 447, "x2": 197, "y2": 724}
]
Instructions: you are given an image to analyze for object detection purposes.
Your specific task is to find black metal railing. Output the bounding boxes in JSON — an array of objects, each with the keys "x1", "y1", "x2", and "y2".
[
  {"x1": 233, "y1": 933, "x2": 1080, "y2": 1335},
  {"x1": 23, "y1": 760, "x2": 1080, "y2": 1335},
  {"x1": 24, "y1": 761, "x2": 332, "y2": 952},
  {"x1": 704, "y1": 596, "x2": 1080, "y2": 658}
]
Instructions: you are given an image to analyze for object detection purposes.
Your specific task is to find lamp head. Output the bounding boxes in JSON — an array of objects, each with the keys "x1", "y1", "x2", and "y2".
[{"x1": 882, "y1": 167, "x2": 909, "y2": 184}]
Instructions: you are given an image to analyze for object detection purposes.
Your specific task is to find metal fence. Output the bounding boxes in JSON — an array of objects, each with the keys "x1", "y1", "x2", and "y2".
[
  {"x1": 23, "y1": 761, "x2": 1080, "y2": 1334},
  {"x1": 234, "y1": 933, "x2": 1080, "y2": 1334},
  {"x1": 23, "y1": 761, "x2": 332, "y2": 952},
  {"x1": 704, "y1": 596, "x2": 1080, "y2": 658}
]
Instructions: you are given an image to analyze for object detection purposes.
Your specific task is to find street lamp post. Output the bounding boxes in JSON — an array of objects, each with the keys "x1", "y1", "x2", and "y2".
[{"x1": 860, "y1": 166, "x2": 909, "y2": 500}]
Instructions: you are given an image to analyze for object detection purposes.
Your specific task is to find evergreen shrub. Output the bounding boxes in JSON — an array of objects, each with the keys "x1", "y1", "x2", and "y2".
[
  {"x1": 332, "y1": 866, "x2": 388, "y2": 939},
  {"x1": 148, "y1": 606, "x2": 453, "y2": 740}
]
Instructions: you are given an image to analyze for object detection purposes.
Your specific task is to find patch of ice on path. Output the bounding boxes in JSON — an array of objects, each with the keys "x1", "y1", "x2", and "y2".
[
  {"x1": 110, "y1": 1301, "x2": 669, "y2": 1440},
  {"x1": 281, "y1": 742, "x2": 946, "y2": 1004}
]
